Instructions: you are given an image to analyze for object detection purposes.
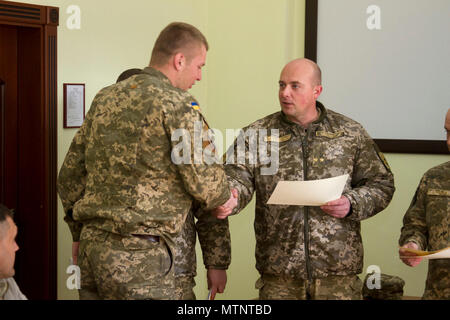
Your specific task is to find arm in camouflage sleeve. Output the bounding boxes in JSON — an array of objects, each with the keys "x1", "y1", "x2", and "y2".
[
  {"x1": 164, "y1": 100, "x2": 231, "y2": 211},
  {"x1": 398, "y1": 176, "x2": 428, "y2": 250},
  {"x1": 223, "y1": 131, "x2": 257, "y2": 215},
  {"x1": 57, "y1": 121, "x2": 89, "y2": 242},
  {"x1": 344, "y1": 130, "x2": 395, "y2": 222},
  {"x1": 195, "y1": 207, "x2": 231, "y2": 270}
]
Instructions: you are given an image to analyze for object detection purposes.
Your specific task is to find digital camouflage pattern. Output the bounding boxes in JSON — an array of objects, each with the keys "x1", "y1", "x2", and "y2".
[
  {"x1": 225, "y1": 102, "x2": 395, "y2": 284},
  {"x1": 362, "y1": 273, "x2": 405, "y2": 300},
  {"x1": 57, "y1": 67, "x2": 231, "y2": 299},
  {"x1": 257, "y1": 274, "x2": 363, "y2": 300},
  {"x1": 78, "y1": 226, "x2": 174, "y2": 300},
  {"x1": 399, "y1": 161, "x2": 450, "y2": 300},
  {"x1": 175, "y1": 275, "x2": 196, "y2": 300},
  {"x1": 58, "y1": 66, "x2": 230, "y2": 243},
  {"x1": 173, "y1": 203, "x2": 231, "y2": 300}
]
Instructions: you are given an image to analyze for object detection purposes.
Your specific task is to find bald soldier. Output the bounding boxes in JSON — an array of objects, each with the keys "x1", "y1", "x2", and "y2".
[
  {"x1": 215, "y1": 58, "x2": 395, "y2": 300},
  {"x1": 58, "y1": 22, "x2": 237, "y2": 300},
  {"x1": 398, "y1": 108, "x2": 450, "y2": 300}
]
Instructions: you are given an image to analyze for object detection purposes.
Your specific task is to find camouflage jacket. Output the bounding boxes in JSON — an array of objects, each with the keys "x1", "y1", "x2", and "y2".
[
  {"x1": 225, "y1": 101, "x2": 395, "y2": 279},
  {"x1": 399, "y1": 161, "x2": 450, "y2": 299},
  {"x1": 174, "y1": 204, "x2": 231, "y2": 278},
  {"x1": 57, "y1": 67, "x2": 231, "y2": 247}
]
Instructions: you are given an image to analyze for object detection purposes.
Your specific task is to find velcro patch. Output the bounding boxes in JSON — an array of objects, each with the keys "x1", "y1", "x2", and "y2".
[
  {"x1": 264, "y1": 134, "x2": 291, "y2": 143},
  {"x1": 316, "y1": 131, "x2": 344, "y2": 139},
  {"x1": 427, "y1": 189, "x2": 450, "y2": 197},
  {"x1": 191, "y1": 102, "x2": 200, "y2": 110}
]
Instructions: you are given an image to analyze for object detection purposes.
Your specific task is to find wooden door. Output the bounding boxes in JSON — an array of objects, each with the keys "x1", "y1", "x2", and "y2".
[{"x1": 0, "y1": 1, "x2": 58, "y2": 300}]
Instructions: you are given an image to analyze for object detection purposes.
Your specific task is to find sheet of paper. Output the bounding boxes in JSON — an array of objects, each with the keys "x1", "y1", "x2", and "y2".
[
  {"x1": 400, "y1": 247, "x2": 450, "y2": 260},
  {"x1": 267, "y1": 174, "x2": 349, "y2": 206}
]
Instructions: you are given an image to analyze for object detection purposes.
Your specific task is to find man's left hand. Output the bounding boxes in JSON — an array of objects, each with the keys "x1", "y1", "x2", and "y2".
[
  {"x1": 207, "y1": 269, "x2": 227, "y2": 300},
  {"x1": 320, "y1": 196, "x2": 351, "y2": 218}
]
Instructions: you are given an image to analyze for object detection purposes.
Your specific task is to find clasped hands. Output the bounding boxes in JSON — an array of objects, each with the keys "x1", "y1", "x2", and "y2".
[{"x1": 212, "y1": 188, "x2": 238, "y2": 219}]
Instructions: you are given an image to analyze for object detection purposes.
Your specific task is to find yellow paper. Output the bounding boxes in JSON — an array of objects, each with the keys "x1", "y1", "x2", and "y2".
[{"x1": 267, "y1": 174, "x2": 349, "y2": 206}]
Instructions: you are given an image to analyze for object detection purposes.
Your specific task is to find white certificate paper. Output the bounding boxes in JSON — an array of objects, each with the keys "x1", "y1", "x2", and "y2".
[
  {"x1": 401, "y1": 247, "x2": 450, "y2": 260},
  {"x1": 267, "y1": 174, "x2": 349, "y2": 206}
]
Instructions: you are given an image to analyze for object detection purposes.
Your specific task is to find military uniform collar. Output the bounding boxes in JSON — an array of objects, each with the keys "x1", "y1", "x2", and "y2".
[
  {"x1": 280, "y1": 101, "x2": 327, "y2": 127},
  {"x1": 142, "y1": 67, "x2": 173, "y2": 86},
  {"x1": 0, "y1": 278, "x2": 8, "y2": 299}
]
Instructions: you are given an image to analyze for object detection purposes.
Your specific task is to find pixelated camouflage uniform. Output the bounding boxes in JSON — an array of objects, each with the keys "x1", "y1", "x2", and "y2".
[
  {"x1": 399, "y1": 161, "x2": 450, "y2": 300},
  {"x1": 225, "y1": 101, "x2": 395, "y2": 300},
  {"x1": 174, "y1": 204, "x2": 231, "y2": 300},
  {"x1": 57, "y1": 67, "x2": 231, "y2": 300},
  {"x1": 362, "y1": 273, "x2": 405, "y2": 300}
]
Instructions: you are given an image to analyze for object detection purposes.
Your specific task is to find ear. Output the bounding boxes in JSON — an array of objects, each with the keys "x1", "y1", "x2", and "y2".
[
  {"x1": 313, "y1": 85, "x2": 323, "y2": 98},
  {"x1": 173, "y1": 53, "x2": 185, "y2": 72}
]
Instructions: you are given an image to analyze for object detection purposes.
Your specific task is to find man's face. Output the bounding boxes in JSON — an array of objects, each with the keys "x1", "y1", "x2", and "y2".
[
  {"x1": 278, "y1": 62, "x2": 322, "y2": 123},
  {"x1": 445, "y1": 110, "x2": 450, "y2": 151},
  {"x1": 178, "y1": 44, "x2": 207, "y2": 91},
  {"x1": 0, "y1": 217, "x2": 19, "y2": 279}
]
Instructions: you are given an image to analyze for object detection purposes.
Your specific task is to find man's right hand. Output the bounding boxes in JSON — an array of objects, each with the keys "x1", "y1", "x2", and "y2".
[
  {"x1": 212, "y1": 189, "x2": 238, "y2": 219},
  {"x1": 399, "y1": 242, "x2": 423, "y2": 267}
]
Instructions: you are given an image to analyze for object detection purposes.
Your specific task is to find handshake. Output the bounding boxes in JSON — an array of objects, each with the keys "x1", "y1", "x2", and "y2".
[{"x1": 212, "y1": 188, "x2": 239, "y2": 219}]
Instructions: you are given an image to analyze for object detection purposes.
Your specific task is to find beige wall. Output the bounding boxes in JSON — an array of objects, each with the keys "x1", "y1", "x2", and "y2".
[
  {"x1": 13, "y1": 0, "x2": 448, "y2": 300},
  {"x1": 16, "y1": 0, "x2": 210, "y2": 300}
]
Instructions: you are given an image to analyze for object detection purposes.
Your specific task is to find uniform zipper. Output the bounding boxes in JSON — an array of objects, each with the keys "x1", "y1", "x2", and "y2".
[{"x1": 301, "y1": 130, "x2": 313, "y2": 282}]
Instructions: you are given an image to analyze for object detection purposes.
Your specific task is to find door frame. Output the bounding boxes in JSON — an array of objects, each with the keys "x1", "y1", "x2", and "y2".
[{"x1": 0, "y1": 0, "x2": 58, "y2": 299}]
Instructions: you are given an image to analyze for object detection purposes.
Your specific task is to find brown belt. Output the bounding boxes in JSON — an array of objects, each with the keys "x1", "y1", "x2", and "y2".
[{"x1": 132, "y1": 234, "x2": 160, "y2": 243}]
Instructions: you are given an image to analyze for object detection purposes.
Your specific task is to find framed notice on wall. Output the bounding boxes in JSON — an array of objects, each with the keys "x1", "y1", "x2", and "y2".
[{"x1": 63, "y1": 83, "x2": 85, "y2": 128}]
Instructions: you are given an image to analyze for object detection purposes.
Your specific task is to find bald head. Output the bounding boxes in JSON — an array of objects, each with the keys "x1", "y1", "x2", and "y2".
[
  {"x1": 281, "y1": 58, "x2": 322, "y2": 86},
  {"x1": 278, "y1": 58, "x2": 323, "y2": 127},
  {"x1": 445, "y1": 108, "x2": 450, "y2": 151}
]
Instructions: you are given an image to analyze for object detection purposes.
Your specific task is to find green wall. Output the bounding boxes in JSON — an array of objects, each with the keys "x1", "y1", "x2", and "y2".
[{"x1": 14, "y1": 0, "x2": 448, "y2": 300}]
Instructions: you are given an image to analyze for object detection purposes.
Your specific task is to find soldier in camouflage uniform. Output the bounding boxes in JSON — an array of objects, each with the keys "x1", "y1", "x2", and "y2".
[
  {"x1": 0, "y1": 204, "x2": 26, "y2": 300},
  {"x1": 115, "y1": 68, "x2": 232, "y2": 300},
  {"x1": 214, "y1": 58, "x2": 395, "y2": 300},
  {"x1": 398, "y1": 109, "x2": 450, "y2": 300},
  {"x1": 57, "y1": 22, "x2": 237, "y2": 300}
]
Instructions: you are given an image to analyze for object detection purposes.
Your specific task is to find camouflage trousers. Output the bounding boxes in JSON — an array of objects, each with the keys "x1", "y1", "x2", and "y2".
[
  {"x1": 78, "y1": 227, "x2": 175, "y2": 300},
  {"x1": 257, "y1": 274, "x2": 363, "y2": 300},
  {"x1": 175, "y1": 275, "x2": 196, "y2": 300},
  {"x1": 423, "y1": 261, "x2": 450, "y2": 300}
]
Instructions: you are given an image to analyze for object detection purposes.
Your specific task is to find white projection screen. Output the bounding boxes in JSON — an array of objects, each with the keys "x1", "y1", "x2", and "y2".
[{"x1": 306, "y1": 0, "x2": 449, "y2": 153}]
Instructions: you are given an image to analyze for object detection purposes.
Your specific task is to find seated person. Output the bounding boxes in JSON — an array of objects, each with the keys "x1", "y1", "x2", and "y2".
[{"x1": 0, "y1": 204, "x2": 26, "y2": 300}]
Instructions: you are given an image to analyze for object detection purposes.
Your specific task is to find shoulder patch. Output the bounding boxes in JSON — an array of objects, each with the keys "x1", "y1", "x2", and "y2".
[
  {"x1": 373, "y1": 142, "x2": 391, "y2": 172},
  {"x1": 191, "y1": 102, "x2": 200, "y2": 111}
]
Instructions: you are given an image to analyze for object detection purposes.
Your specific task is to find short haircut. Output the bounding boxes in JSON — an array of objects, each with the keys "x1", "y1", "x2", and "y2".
[
  {"x1": 150, "y1": 22, "x2": 209, "y2": 67},
  {"x1": 116, "y1": 68, "x2": 143, "y2": 83},
  {"x1": 0, "y1": 204, "x2": 13, "y2": 239}
]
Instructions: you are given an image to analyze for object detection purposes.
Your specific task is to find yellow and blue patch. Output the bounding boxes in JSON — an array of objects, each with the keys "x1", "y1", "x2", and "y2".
[{"x1": 191, "y1": 102, "x2": 200, "y2": 110}]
